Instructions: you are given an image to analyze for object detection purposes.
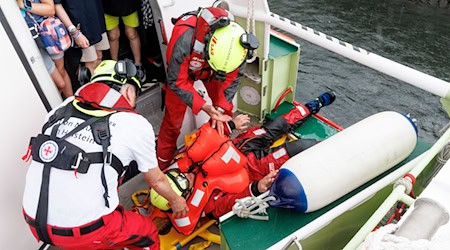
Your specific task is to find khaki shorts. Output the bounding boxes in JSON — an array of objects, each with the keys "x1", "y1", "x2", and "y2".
[
  {"x1": 80, "y1": 32, "x2": 110, "y2": 62},
  {"x1": 105, "y1": 11, "x2": 140, "y2": 30}
]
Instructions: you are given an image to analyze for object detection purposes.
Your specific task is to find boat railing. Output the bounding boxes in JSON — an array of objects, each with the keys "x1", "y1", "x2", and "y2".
[
  {"x1": 342, "y1": 125, "x2": 450, "y2": 249},
  {"x1": 230, "y1": 0, "x2": 450, "y2": 100}
]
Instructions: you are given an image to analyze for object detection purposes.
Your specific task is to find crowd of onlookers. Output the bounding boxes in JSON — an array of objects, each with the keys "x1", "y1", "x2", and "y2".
[{"x1": 17, "y1": 0, "x2": 165, "y2": 99}]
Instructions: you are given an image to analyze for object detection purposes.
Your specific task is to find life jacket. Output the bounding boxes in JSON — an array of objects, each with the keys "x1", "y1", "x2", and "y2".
[
  {"x1": 168, "y1": 124, "x2": 249, "y2": 235},
  {"x1": 171, "y1": 7, "x2": 232, "y2": 79},
  {"x1": 23, "y1": 83, "x2": 134, "y2": 244}
]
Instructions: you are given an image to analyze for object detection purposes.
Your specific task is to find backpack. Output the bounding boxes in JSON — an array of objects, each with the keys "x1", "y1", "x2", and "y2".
[
  {"x1": 38, "y1": 17, "x2": 72, "y2": 56},
  {"x1": 27, "y1": 13, "x2": 71, "y2": 56}
]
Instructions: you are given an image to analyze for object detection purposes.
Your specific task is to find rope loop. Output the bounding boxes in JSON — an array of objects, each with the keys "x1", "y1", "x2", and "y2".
[{"x1": 232, "y1": 191, "x2": 275, "y2": 220}]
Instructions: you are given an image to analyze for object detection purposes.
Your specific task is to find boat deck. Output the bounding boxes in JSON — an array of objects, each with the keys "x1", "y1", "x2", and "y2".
[{"x1": 220, "y1": 102, "x2": 431, "y2": 249}]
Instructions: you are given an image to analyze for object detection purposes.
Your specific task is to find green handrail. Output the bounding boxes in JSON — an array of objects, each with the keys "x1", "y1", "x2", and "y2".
[{"x1": 343, "y1": 125, "x2": 450, "y2": 249}]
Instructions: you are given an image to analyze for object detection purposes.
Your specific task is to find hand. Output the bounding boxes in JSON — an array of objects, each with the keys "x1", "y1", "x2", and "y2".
[
  {"x1": 257, "y1": 170, "x2": 279, "y2": 193},
  {"x1": 17, "y1": 0, "x2": 24, "y2": 9},
  {"x1": 170, "y1": 196, "x2": 189, "y2": 218},
  {"x1": 233, "y1": 114, "x2": 250, "y2": 131},
  {"x1": 202, "y1": 104, "x2": 231, "y2": 136},
  {"x1": 75, "y1": 33, "x2": 89, "y2": 49}
]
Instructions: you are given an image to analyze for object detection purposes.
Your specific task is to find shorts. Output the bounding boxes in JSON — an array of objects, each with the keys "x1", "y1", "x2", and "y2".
[
  {"x1": 80, "y1": 32, "x2": 110, "y2": 62},
  {"x1": 105, "y1": 11, "x2": 140, "y2": 30},
  {"x1": 40, "y1": 48, "x2": 55, "y2": 73},
  {"x1": 50, "y1": 52, "x2": 64, "y2": 61}
]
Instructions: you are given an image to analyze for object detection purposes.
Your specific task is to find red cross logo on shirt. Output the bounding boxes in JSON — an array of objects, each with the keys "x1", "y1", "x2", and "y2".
[
  {"x1": 43, "y1": 146, "x2": 53, "y2": 156},
  {"x1": 39, "y1": 140, "x2": 59, "y2": 163}
]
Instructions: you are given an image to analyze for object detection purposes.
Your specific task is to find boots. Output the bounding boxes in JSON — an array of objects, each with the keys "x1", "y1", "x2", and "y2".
[{"x1": 305, "y1": 91, "x2": 336, "y2": 114}]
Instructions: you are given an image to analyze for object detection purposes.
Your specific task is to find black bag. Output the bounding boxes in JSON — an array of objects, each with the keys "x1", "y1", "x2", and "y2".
[{"x1": 27, "y1": 21, "x2": 46, "y2": 49}]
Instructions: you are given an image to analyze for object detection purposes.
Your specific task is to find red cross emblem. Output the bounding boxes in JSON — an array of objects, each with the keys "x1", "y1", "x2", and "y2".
[{"x1": 39, "y1": 140, "x2": 59, "y2": 162}]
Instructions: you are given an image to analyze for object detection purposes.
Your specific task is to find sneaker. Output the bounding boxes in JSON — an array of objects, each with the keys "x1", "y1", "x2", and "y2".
[
  {"x1": 77, "y1": 65, "x2": 90, "y2": 86},
  {"x1": 135, "y1": 64, "x2": 147, "y2": 83},
  {"x1": 305, "y1": 91, "x2": 336, "y2": 114}
]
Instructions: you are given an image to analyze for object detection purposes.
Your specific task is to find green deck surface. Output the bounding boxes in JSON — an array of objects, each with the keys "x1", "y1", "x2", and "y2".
[
  {"x1": 267, "y1": 102, "x2": 339, "y2": 140},
  {"x1": 220, "y1": 102, "x2": 431, "y2": 249},
  {"x1": 268, "y1": 35, "x2": 299, "y2": 59}
]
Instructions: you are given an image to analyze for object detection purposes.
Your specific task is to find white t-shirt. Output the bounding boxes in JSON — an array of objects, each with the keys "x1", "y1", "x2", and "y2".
[{"x1": 23, "y1": 97, "x2": 157, "y2": 227}]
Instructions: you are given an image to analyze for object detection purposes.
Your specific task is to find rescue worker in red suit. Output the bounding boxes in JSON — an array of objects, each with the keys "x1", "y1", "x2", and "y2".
[
  {"x1": 156, "y1": 6, "x2": 259, "y2": 169},
  {"x1": 22, "y1": 60, "x2": 188, "y2": 250},
  {"x1": 152, "y1": 91, "x2": 336, "y2": 224}
]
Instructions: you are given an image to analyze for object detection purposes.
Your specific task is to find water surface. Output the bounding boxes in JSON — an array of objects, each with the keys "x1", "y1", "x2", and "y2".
[{"x1": 269, "y1": 0, "x2": 450, "y2": 143}]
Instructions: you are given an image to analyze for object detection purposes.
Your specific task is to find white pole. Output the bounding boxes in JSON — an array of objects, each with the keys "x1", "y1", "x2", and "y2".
[{"x1": 231, "y1": 8, "x2": 450, "y2": 98}]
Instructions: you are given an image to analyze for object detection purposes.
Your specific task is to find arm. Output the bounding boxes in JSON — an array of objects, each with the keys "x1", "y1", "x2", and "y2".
[
  {"x1": 54, "y1": 3, "x2": 89, "y2": 48},
  {"x1": 231, "y1": 114, "x2": 250, "y2": 131},
  {"x1": 17, "y1": 0, "x2": 55, "y2": 16},
  {"x1": 166, "y1": 28, "x2": 207, "y2": 115},
  {"x1": 204, "y1": 170, "x2": 278, "y2": 219},
  {"x1": 205, "y1": 63, "x2": 246, "y2": 135},
  {"x1": 144, "y1": 168, "x2": 188, "y2": 218},
  {"x1": 207, "y1": 62, "x2": 246, "y2": 114}
]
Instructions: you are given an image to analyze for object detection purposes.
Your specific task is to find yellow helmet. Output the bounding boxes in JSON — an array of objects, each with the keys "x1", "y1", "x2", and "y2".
[
  {"x1": 207, "y1": 21, "x2": 247, "y2": 74},
  {"x1": 90, "y1": 60, "x2": 142, "y2": 91},
  {"x1": 150, "y1": 169, "x2": 190, "y2": 211}
]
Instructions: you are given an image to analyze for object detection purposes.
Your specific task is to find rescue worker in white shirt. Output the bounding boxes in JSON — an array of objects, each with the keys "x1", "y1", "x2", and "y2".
[{"x1": 22, "y1": 59, "x2": 188, "y2": 250}]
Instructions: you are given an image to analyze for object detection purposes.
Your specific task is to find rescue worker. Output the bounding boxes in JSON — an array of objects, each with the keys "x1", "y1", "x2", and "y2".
[
  {"x1": 22, "y1": 60, "x2": 188, "y2": 250},
  {"x1": 151, "y1": 91, "x2": 336, "y2": 227},
  {"x1": 156, "y1": 6, "x2": 259, "y2": 169}
]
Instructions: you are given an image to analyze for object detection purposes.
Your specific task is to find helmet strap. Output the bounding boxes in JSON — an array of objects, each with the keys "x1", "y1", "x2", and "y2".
[{"x1": 214, "y1": 70, "x2": 227, "y2": 82}]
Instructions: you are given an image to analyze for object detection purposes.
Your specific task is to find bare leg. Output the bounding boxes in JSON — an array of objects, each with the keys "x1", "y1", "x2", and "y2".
[
  {"x1": 50, "y1": 68, "x2": 65, "y2": 95},
  {"x1": 53, "y1": 57, "x2": 73, "y2": 97},
  {"x1": 84, "y1": 50, "x2": 103, "y2": 74},
  {"x1": 125, "y1": 26, "x2": 141, "y2": 64},
  {"x1": 107, "y1": 26, "x2": 120, "y2": 61}
]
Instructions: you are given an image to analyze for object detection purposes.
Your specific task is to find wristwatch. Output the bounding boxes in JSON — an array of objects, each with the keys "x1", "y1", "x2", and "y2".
[
  {"x1": 67, "y1": 25, "x2": 78, "y2": 36},
  {"x1": 216, "y1": 106, "x2": 225, "y2": 113},
  {"x1": 23, "y1": 0, "x2": 32, "y2": 11}
]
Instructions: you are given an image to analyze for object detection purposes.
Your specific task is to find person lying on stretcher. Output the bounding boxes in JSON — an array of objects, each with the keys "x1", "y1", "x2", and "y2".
[{"x1": 149, "y1": 91, "x2": 336, "y2": 235}]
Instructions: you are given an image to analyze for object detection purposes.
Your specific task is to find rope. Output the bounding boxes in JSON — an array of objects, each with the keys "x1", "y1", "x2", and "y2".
[
  {"x1": 436, "y1": 142, "x2": 450, "y2": 169},
  {"x1": 245, "y1": 0, "x2": 257, "y2": 63},
  {"x1": 232, "y1": 191, "x2": 275, "y2": 220},
  {"x1": 424, "y1": 124, "x2": 450, "y2": 186}
]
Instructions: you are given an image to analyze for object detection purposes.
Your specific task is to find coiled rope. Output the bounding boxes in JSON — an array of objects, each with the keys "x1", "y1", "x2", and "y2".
[{"x1": 232, "y1": 191, "x2": 275, "y2": 220}]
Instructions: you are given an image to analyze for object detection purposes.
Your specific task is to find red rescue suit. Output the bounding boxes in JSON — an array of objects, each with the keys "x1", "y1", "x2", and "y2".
[
  {"x1": 157, "y1": 7, "x2": 245, "y2": 169},
  {"x1": 169, "y1": 124, "x2": 249, "y2": 235},
  {"x1": 204, "y1": 104, "x2": 319, "y2": 218}
]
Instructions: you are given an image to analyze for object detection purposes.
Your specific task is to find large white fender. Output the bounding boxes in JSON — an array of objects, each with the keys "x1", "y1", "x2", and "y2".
[{"x1": 269, "y1": 111, "x2": 418, "y2": 212}]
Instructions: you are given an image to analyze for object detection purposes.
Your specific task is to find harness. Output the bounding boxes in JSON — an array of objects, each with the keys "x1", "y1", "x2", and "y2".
[{"x1": 28, "y1": 102, "x2": 125, "y2": 245}]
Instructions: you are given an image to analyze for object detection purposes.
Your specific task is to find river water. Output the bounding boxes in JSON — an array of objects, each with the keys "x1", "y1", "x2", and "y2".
[{"x1": 268, "y1": 0, "x2": 450, "y2": 144}]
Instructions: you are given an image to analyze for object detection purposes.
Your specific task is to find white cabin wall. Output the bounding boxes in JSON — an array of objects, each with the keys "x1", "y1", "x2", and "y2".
[{"x1": 0, "y1": 1, "x2": 63, "y2": 248}]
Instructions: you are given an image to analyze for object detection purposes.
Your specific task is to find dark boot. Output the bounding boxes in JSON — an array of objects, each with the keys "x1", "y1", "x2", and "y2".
[{"x1": 305, "y1": 91, "x2": 336, "y2": 114}]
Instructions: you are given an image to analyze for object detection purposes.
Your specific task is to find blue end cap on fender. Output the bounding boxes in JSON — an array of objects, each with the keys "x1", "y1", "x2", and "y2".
[
  {"x1": 401, "y1": 113, "x2": 418, "y2": 136},
  {"x1": 268, "y1": 168, "x2": 308, "y2": 212}
]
